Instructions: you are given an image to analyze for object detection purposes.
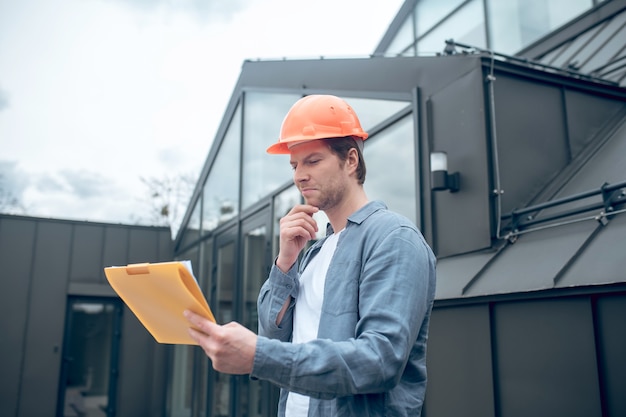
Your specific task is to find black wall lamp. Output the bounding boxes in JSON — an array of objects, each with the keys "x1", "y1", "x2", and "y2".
[{"x1": 430, "y1": 151, "x2": 460, "y2": 193}]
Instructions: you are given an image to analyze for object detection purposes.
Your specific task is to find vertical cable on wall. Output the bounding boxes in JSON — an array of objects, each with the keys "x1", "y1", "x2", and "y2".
[{"x1": 486, "y1": 50, "x2": 506, "y2": 240}]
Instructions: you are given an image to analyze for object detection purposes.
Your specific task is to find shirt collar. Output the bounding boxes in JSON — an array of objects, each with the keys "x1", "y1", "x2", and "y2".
[{"x1": 325, "y1": 200, "x2": 387, "y2": 235}]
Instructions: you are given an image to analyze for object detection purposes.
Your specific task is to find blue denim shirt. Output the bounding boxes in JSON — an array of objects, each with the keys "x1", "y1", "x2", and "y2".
[{"x1": 252, "y1": 201, "x2": 436, "y2": 416}]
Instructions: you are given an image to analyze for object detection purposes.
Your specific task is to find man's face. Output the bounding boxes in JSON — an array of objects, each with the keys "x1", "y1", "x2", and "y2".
[{"x1": 289, "y1": 140, "x2": 349, "y2": 211}]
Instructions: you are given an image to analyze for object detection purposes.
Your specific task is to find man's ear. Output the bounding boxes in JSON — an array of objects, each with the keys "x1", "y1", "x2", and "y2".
[{"x1": 347, "y1": 147, "x2": 359, "y2": 172}]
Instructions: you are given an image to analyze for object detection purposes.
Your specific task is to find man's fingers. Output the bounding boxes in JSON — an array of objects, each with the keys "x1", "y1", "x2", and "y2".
[
  {"x1": 184, "y1": 310, "x2": 217, "y2": 334},
  {"x1": 185, "y1": 311, "x2": 218, "y2": 356},
  {"x1": 281, "y1": 210, "x2": 319, "y2": 239},
  {"x1": 185, "y1": 318, "x2": 257, "y2": 375},
  {"x1": 188, "y1": 327, "x2": 204, "y2": 344},
  {"x1": 283, "y1": 218, "x2": 317, "y2": 240},
  {"x1": 287, "y1": 204, "x2": 319, "y2": 216},
  {"x1": 275, "y1": 206, "x2": 320, "y2": 271}
]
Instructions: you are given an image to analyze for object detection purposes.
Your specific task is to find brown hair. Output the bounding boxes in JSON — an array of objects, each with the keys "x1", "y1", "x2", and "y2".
[{"x1": 322, "y1": 136, "x2": 367, "y2": 185}]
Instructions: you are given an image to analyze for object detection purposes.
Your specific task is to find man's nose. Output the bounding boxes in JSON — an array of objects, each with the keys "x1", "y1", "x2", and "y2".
[{"x1": 293, "y1": 166, "x2": 309, "y2": 182}]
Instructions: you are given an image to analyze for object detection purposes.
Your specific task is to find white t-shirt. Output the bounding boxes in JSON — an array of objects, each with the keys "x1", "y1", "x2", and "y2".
[{"x1": 285, "y1": 229, "x2": 343, "y2": 417}]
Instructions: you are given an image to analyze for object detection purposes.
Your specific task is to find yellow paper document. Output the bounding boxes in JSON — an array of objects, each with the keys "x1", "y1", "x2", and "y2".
[{"x1": 104, "y1": 261, "x2": 215, "y2": 345}]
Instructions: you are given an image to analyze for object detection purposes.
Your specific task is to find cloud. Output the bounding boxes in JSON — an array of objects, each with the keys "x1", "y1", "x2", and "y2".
[
  {"x1": 156, "y1": 145, "x2": 195, "y2": 170},
  {"x1": 0, "y1": 160, "x2": 28, "y2": 197},
  {"x1": 22, "y1": 167, "x2": 144, "y2": 223},
  {"x1": 0, "y1": 0, "x2": 404, "y2": 226},
  {"x1": 0, "y1": 160, "x2": 29, "y2": 213},
  {"x1": 0, "y1": 87, "x2": 9, "y2": 111},
  {"x1": 0, "y1": 166, "x2": 125, "y2": 217},
  {"x1": 58, "y1": 169, "x2": 118, "y2": 199},
  {"x1": 103, "y1": 0, "x2": 253, "y2": 22}
]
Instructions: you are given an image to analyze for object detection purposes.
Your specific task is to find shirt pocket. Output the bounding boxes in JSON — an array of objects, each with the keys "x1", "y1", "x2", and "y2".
[{"x1": 322, "y1": 260, "x2": 361, "y2": 317}]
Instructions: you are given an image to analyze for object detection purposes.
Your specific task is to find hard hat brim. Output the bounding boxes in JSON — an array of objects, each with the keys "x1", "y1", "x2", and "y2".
[
  {"x1": 266, "y1": 132, "x2": 368, "y2": 155},
  {"x1": 266, "y1": 141, "x2": 292, "y2": 154}
]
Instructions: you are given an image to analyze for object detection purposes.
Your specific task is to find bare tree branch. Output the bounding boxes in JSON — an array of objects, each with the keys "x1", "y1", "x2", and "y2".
[{"x1": 131, "y1": 173, "x2": 196, "y2": 232}]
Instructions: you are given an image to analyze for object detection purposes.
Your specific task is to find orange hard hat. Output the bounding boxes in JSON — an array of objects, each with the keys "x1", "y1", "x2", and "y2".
[{"x1": 266, "y1": 94, "x2": 369, "y2": 154}]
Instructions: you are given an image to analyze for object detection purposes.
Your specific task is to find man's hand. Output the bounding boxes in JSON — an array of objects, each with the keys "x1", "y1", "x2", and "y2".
[
  {"x1": 276, "y1": 204, "x2": 319, "y2": 272},
  {"x1": 185, "y1": 310, "x2": 257, "y2": 375}
]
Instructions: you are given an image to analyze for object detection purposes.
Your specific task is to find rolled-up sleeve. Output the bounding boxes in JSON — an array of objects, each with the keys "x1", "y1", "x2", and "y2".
[{"x1": 257, "y1": 262, "x2": 300, "y2": 342}]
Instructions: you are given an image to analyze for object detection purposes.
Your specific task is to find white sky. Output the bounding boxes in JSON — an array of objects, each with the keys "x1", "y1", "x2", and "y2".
[{"x1": 0, "y1": 0, "x2": 404, "y2": 232}]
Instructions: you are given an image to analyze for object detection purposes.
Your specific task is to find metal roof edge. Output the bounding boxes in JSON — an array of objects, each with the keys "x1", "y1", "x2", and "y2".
[{"x1": 434, "y1": 281, "x2": 626, "y2": 307}]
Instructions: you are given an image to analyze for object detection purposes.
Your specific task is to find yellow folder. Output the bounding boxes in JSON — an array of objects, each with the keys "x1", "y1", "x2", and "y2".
[{"x1": 104, "y1": 261, "x2": 215, "y2": 345}]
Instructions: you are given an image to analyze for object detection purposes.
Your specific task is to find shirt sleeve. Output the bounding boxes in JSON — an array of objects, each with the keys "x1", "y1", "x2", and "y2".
[{"x1": 256, "y1": 261, "x2": 300, "y2": 342}]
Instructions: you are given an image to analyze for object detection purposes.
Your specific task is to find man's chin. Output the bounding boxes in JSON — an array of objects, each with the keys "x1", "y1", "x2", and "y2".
[{"x1": 302, "y1": 197, "x2": 319, "y2": 208}]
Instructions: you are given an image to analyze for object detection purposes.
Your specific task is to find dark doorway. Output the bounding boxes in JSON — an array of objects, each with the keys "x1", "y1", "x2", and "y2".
[{"x1": 57, "y1": 297, "x2": 122, "y2": 417}]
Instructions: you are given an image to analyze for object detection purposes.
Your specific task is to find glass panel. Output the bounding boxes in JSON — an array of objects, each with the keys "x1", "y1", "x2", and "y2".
[
  {"x1": 418, "y1": 0, "x2": 486, "y2": 55},
  {"x1": 343, "y1": 97, "x2": 410, "y2": 134},
  {"x1": 364, "y1": 114, "x2": 418, "y2": 225},
  {"x1": 203, "y1": 105, "x2": 242, "y2": 234},
  {"x1": 61, "y1": 299, "x2": 118, "y2": 417},
  {"x1": 200, "y1": 239, "x2": 215, "y2": 309},
  {"x1": 216, "y1": 240, "x2": 235, "y2": 323},
  {"x1": 416, "y1": 0, "x2": 467, "y2": 36},
  {"x1": 242, "y1": 92, "x2": 302, "y2": 210},
  {"x1": 489, "y1": 0, "x2": 592, "y2": 54},
  {"x1": 170, "y1": 345, "x2": 194, "y2": 417},
  {"x1": 272, "y1": 186, "x2": 302, "y2": 257},
  {"x1": 180, "y1": 198, "x2": 201, "y2": 249},
  {"x1": 171, "y1": 247, "x2": 202, "y2": 417},
  {"x1": 193, "y1": 238, "x2": 213, "y2": 417},
  {"x1": 385, "y1": 12, "x2": 416, "y2": 56},
  {"x1": 240, "y1": 223, "x2": 268, "y2": 417},
  {"x1": 242, "y1": 225, "x2": 266, "y2": 333},
  {"x1": 171, "y1": 245, "x2": 199, "y2": 417},
  {"x1": 213, "y1": 240, "x2": 236, "y2": 417}
]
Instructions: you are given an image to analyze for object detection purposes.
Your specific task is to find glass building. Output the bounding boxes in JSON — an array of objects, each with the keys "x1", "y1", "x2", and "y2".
[{"x1": 377, "y1": 0, "x2": 609, "y2": 58}]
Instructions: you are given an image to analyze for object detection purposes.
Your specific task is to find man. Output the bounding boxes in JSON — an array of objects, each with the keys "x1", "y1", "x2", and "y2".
[{"x1": 185, "y1": 94, "x2": 436, "y2": 416}]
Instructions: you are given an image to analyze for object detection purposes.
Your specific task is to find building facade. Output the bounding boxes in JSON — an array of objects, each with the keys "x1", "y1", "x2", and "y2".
[
  {"x1": 1, "y1": 1, "x2": 625, "y2": 416},
  {"x1": 171, "y1": 1, "x2": 626, "y2": 416}
]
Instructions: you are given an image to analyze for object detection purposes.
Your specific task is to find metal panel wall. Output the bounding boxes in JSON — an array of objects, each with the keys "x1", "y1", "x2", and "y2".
[
  {"x1": 70, "y1": 224, "x2": 105, "y2": 283},
  {"x1": 493, "y1": 73, "x2": 570, "y2": 213},
  {"x1": 128, "y1": 227, "x2": 164, "y2": 263},
  {"x1": 0, "y1": 215, "x2": 173, "y2": 417},
  {"x1": 17, "y1": 221, "x2": 72, "y2": 416},
  {"x1": 424, "y1": 304, "x2": 495, "y2": 417},
  {"x1": 428, "y1": 65, "x2": 492, "y2": 257},
  {"x1": 0, "y1": 218, "x2": 36, "y2": 417},
  {"x1": 102, "y1": 226, "x2": 131, "y2": 269},
  {"x1": 595, "y1": 293, "x2": 626, "y2": 417},
  {"x1": 426, "y1": 292, "x2": 624, "y2": 417},
  {"x1": 564, "y1": 89, "x2": 625, "y2": 157},
  {"x1": 493, "y1": 297, "x2": 601, "y2": 417}
]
